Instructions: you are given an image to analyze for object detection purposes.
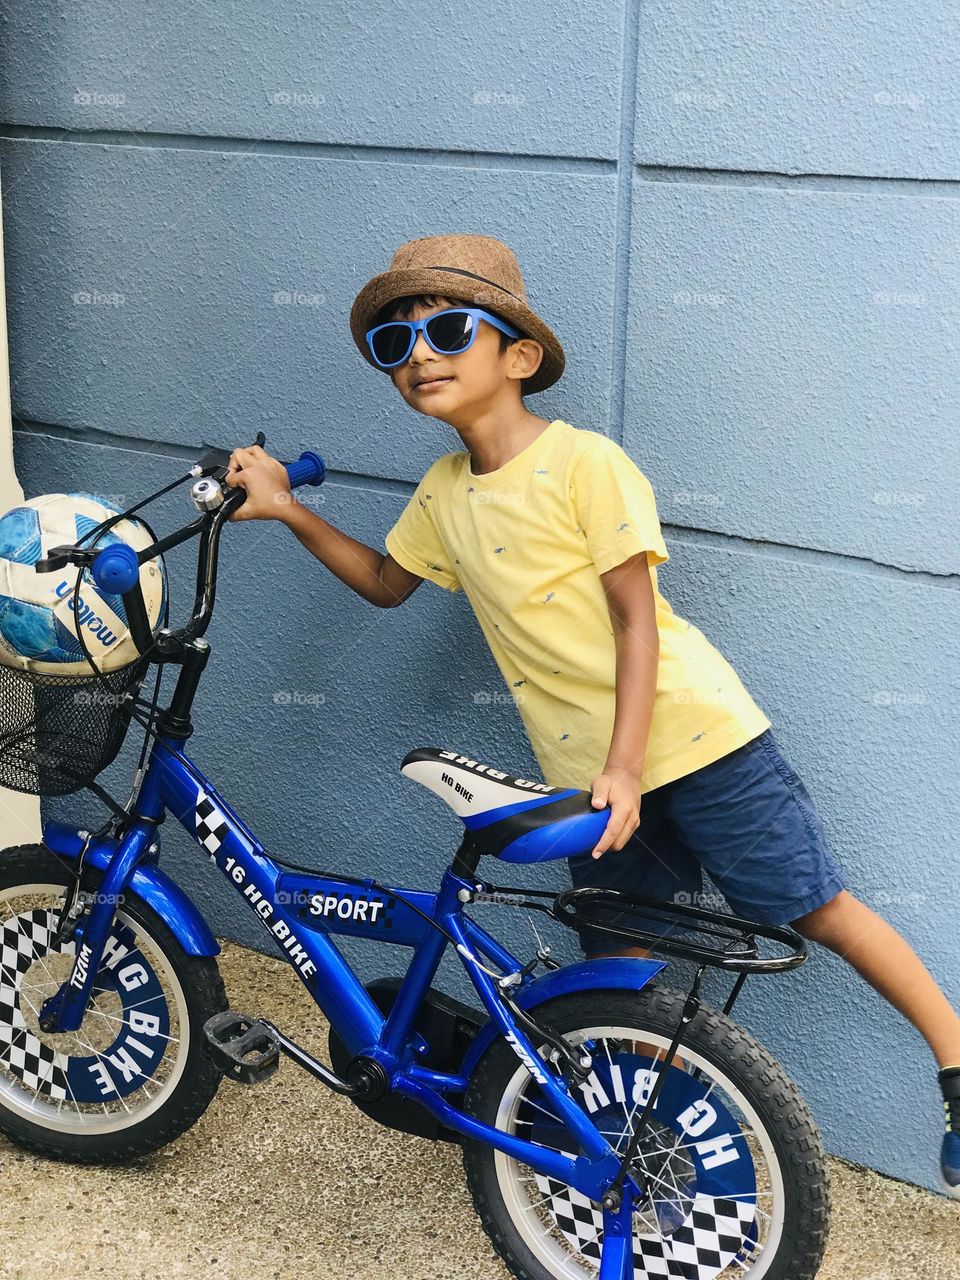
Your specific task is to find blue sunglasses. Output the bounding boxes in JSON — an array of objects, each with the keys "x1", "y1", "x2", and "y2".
[{"x1": 365, "y1": 306, "x2": 522, "y2": 369}]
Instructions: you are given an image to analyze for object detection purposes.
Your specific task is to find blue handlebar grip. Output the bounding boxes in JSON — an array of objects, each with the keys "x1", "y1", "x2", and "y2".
[
  {"x1": 91, "y1": 541, "x2": 140, "y2": 594},
  {"x1": 285, "y1": 450, "x2": 326, "y2": 488}
]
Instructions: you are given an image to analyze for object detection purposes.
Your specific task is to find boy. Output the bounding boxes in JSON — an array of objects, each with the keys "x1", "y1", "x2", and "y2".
[{"x1": 225, "y1": 233, "x2": 960, "y2": 1196}]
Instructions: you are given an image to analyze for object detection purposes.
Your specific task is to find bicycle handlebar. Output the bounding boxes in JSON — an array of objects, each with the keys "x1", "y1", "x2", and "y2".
[
  {"x1": 37, "y1": 446, "x2": 327, "y2": 662},
  {"x1": 284, "y1": 450, "x2": 326, "y2": 491}
]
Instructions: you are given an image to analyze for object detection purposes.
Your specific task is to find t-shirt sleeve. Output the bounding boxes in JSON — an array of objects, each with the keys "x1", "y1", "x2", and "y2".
[
  {"x1": 384, "y1": 465, "x2": 462, "y2": 593},
  {"x1": 571, "y1": 434, "x2": 669, "y2": 576}
]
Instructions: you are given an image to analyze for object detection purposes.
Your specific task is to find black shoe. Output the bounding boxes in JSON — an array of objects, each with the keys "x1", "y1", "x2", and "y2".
[{"x1": 937, "y1": 1066, "x2": 960, "y2": 1198}]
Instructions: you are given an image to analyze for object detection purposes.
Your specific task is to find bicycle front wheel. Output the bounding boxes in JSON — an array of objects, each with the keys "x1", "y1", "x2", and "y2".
[
  {"x1": 463, "y1": 985, "x2": 830, "y2": 1280},
  {"x1": 0, "y1": 843, "x2": 228, "y2": 1163}
]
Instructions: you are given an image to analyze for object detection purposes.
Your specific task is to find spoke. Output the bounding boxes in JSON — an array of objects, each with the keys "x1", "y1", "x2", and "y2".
[
  {"x1": 11, "y1": 915, "x2": 64, "y2": 998},
  {"x1": 521, "y1": 1184, "x2": 577, "y2": 1215},
  {"x1": 518, "y1": 1093, "x2": 565, "y2": 1124},
  {"x1": 0, "y1": 899, "x2": 181, "y2": 1123},
  {"x1": 78, "y1": 1005, "x2": 182, "y2": 1048},
  {"x1": 14, "y1": 983, "x2": 54, "y2": 1027},
  {"x1": 621, "y1": 1042, "x2": 672, "y2": 1135},
  {"x1": 11, "y1": 988, "x2": 176, "y2": 1080},
  {"x1": 65, "y1": 1028, "x2": 134, "y2": 1114},
  {"x1": 635, "y1": 1132, "x2": 743, "y2": 1163},
  {"x1": 88, "y1": 991, "x2": 171, "y2": 1018},
  {"x1": 13, "y1": 982, "x2": 135, "y2": 1116},
  {"x1": 637, "y1": 1160, "x2": 695, "y2": 1210},
  {"x1": 653, "y1": 1076, "x2": 720, "y2": 1174},
  {"x1": 601, "y1": 1037, "x2": 635, "y2": 1135}
]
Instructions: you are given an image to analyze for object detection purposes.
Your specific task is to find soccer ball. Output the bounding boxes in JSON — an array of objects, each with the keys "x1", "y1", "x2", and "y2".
[{"x1": 0, "y1": 493, "x2": 167, "y2": 675}]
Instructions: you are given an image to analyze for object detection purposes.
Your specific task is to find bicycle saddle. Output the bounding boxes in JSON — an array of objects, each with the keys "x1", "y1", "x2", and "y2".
[{"x1": 400, "y1": 747, "x2": 610, "y2": 864}]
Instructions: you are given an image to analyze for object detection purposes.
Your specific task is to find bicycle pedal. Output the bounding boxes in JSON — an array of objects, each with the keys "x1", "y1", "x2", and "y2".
[{"x1": 203, "y1": 1011, "x2": 281, "y2": 1084}]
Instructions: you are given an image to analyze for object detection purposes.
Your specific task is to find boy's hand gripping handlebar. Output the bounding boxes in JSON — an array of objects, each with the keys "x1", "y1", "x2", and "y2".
[{"x1": 33, "y1": 436, "x2": 326, "y2": 661}]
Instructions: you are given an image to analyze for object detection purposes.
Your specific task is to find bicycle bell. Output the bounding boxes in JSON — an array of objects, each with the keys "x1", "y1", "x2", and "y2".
[{"x1": 191, "y1": 476, "x2": 225, "y2": 512}]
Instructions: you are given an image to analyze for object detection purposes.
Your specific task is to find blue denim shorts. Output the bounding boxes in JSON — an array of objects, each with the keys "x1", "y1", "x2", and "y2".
[{"x1": 566, "y1": 728, "x2": 848, "y2": 958}]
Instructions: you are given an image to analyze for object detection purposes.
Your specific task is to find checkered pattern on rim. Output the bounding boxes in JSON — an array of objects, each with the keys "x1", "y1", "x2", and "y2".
[
  {"x1": 195, "y1": 791, "x2": 228, "y2": 854},
  {"x1": 533, "y1": 1171, "x2": 757, "y2": 1279},
  {"x1": 0, "y1": 908, "x2": 71, "y2": 1101}
]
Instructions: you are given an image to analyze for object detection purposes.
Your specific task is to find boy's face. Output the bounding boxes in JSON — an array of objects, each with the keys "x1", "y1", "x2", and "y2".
[{"x1": 385, "y1": 296, "x2": 543, "y2": 423}]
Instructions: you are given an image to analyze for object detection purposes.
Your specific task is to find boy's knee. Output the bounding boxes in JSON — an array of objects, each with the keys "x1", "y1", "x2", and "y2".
[
  {"x1": 790, "y1": 888, "x2": 858, "y2": 943},
  {"x1": 595, "y1": 945, "x2": 653, "y2": 960}
]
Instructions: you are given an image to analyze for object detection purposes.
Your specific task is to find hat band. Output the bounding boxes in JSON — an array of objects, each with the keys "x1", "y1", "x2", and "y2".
[{"x1": 421, "y1": 265, "x2": 523, "y2": 304}]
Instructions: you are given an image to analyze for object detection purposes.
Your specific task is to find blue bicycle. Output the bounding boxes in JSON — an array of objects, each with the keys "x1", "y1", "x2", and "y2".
[{"x1": 0, "y1": 439, "x2": 830, "y2": 1279}]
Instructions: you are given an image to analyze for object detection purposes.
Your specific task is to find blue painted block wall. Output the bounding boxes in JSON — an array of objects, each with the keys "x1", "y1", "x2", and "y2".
[{"x1": 1, "y1": 1, "x2": 957, "y2": 1194}]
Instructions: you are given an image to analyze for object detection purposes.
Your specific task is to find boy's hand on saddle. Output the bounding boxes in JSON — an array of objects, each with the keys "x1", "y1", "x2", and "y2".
[
  {"x1": 224, "y1": 444, "x2": 294, "y2": 522},
  {"x1": 589, "y1": 768, "x2": 642, "y2": 858}
]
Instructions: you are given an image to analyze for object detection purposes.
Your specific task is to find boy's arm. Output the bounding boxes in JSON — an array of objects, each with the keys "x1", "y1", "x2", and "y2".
[
  {"x1": 280, "y1": 499, "x2": 424, "y2": 608},
  {"x1": 589, "y1": 551, "x2": 660, "y2": 857},
  {"x1": 224, "y1": 443, "x2": 423, "y2": 607}
]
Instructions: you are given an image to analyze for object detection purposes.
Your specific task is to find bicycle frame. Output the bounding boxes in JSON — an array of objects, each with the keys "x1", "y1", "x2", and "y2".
[{"x1": 38, "y1": 730, "x2": 652, "y2": 1208}]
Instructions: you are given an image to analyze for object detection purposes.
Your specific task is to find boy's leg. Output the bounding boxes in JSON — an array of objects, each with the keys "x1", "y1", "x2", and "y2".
[
  {"x1": 567, "y1": 778, "x2": 702, "y2": 957},
  {"x1": 658, "y1": 726, "x2": 960, "y2": 1193},
  {"x1": 790, "y1": 889, "x2": 960, "y2": 1067},
  {"x1": 567, "y1": 781, "x2": 698, "y2": 1067},
  {"x1": 790, "y1": 888, "x2": 960, "y2": 1199}
]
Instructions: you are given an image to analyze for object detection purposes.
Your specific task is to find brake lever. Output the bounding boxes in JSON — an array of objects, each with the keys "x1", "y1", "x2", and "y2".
[
  {"x1": 35, "y1": 544, "x2": 97, "y2": 573},
  {"x1": 194, "y1": 431, "x2": 267, "y2": 477}
]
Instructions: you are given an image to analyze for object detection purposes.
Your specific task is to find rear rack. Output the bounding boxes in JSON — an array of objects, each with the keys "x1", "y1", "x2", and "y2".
[
  {"x1": 554, "y1": 886, "x2": 807, "y2": 973},
  {"x1": 470, "y1": 882, "x2": 807, "y2": 974}
]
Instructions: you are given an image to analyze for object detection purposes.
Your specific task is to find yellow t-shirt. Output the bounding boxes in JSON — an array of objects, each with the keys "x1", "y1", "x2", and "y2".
[{"x1": 385, "y1": 418, "x2": 771, "y2": 793}]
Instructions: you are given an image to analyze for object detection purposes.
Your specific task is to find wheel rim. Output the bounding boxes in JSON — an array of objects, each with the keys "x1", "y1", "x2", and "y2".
[
  {"x1": 0, "y1": 882, "x2": 191, "y2": 1133},
  {"x1": 492, "y1": 1024, "x2": 786, "y2": 1279}
]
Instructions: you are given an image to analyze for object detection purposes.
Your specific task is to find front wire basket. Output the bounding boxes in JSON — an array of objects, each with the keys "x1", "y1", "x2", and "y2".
[{"x1": 0, "y1": 654, "x2": 152, "y2": 797}]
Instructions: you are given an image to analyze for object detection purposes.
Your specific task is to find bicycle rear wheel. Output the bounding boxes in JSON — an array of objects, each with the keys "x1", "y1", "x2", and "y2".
[
  {"x1": 462, "y1": 985, "x2": 829, "y2": 1280},
  {"x1": 0, "y1": 843, "x2": 227, "y2": 1162}
]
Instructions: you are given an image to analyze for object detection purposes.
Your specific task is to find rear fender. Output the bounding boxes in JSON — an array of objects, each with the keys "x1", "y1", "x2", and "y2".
[{"x1": 460, "y1": 956, "x2": 667, "y2": 1081}]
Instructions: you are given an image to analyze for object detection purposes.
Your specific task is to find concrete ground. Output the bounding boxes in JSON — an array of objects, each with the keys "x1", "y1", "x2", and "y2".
[{"x1": 0, "y1": 939, "x2": 957, "y2": 1280}]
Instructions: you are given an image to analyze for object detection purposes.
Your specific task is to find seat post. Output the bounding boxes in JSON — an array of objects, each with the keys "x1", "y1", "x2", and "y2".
[{"x1": 450, "y1": 830, "x2": 482, "y2": 881}]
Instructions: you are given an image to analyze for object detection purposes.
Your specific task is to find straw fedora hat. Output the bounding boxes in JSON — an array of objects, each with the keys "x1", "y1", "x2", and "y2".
[{"x1": 349, "y1": 234, "x2": 565, "y2": 396}]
